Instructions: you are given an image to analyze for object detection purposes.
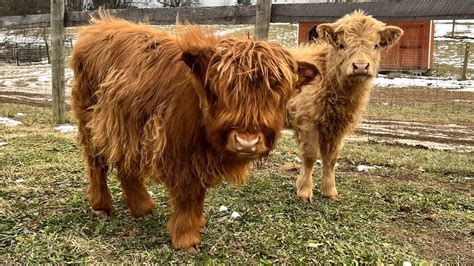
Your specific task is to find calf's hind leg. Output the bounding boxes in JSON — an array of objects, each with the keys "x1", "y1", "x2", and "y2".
[
  {"x1": 84, "y1": 151, "x2": 113, "y2": 217},
  {"x1": 73, "y1": 86, "x2": 114, "y2": 217},
  {"x1": 117, "y1": 167, "x2": 156, "y2": 218}
]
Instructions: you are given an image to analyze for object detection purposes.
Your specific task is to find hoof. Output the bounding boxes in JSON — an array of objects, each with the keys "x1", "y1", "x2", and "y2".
[
  {"x1": 322, "y1": 188, "x2": 338, "y2": 200},
  {"x1": 297, "y1": 188, "x2": 313, "y2": 203},
  {"x1": 130, "y1": 208, "x2": 154, "y2": 219},
  {"x1": 129, "y1": 200, "x2": 156, "y2": 218},
  {"x1": 199, "y1": 216, "x2": 207, "y2": 232},
  {"x1": 172, "y1": 231, "x2": 201, "y2": 251},
  {"x1": 186, "y1": 245, "x2": 200, "y2": 253},
  {"x1": 322, "y1": 194, "x2": 338, "y2": 200},
  {"x1": 134, "y1": 212, "x2": 153, "y2": 219},
  {"x1": 93, "y1": 208, "x2": 113, "y2": 218}
]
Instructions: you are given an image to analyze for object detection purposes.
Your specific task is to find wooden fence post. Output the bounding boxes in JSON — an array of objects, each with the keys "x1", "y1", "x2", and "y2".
[
  {"x1": 43, "y1": 27, "x2": 51, "y2": 64},
  {"x1": 51, "y1": 0, "x2": 66, "y2": 124},
  {"x1": 451, "y1": 20, "x2": 455, "y2": 38},
  {"x1": 255, "y1": 0, "x2": 272, "y2": 40},
  {"x1": 461, "y1": 43, "x2": 469, "y2": 80}
]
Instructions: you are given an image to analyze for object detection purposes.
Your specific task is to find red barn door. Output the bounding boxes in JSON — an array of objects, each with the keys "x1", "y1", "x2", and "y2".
[{"x1": 399, "y1": 25, "x2": 423, "y2": 70}]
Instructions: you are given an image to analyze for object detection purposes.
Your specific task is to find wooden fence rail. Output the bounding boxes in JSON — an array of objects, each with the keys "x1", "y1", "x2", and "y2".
[{"x1": 1, "y1": 0, "x2": 473, "y2": 29}]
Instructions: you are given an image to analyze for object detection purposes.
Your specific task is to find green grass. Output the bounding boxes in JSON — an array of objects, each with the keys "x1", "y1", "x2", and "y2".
[
  {"x1": 368, "y1": 87, "x2": 473, "y2": 126},
  {"x1": 1, "y1": 103, "x2": 473, "y2": 263},
  {"x1": 366, "y1": 104, "x2": 473, "y2": 125}
]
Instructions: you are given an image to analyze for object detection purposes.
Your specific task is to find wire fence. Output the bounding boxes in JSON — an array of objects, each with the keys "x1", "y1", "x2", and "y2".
[
  {"x1": 359, "y1": 21, "x2": 473, "y2": 152},
  {"x1": 0, "y1": 0, "x2": 136, "y2": 16},
  {"x1": 0, "y1": 20, "x2": 472, "y2": 152}
]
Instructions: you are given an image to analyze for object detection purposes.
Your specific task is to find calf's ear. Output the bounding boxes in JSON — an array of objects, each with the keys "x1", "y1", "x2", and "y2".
[
  {"x1": 296, "y1": 61, "x2": 319, "y2": 89},
  {"x1": 181, "y1": 48, "x2": 215, "y2": 110},
  {"x1": 317, "y1": 23, "x2": 338, "y2": 47},
  {"x1": 379, "y1": 26, "x2": 404, "y2": 48},
  {"x1": 181, "y1": 48, "x2": 214, "y2": 80}
]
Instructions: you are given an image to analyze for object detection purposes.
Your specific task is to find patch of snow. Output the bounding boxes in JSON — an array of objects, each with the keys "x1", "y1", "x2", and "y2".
[
  {"x1": 374, "y1": 76, "x2": 473, "y2": 89},
  {"x1": 0, "y1": 117, "x2": 22, "y2": 126},
  {"x1": 271, "y1": 22, "x2": 294, "y2": 26},
  {"x1": 434, "y1": 20, "x2": 474, "y2": 38},
  {"x1": 434, "y1": 37, "x2": 474, "y2": 43},
  {"x1": 434, "y1": 38, "x2": 474, "y2": 70},
  {"x1": 0, "y1": 141, "x2": 8, "y2": 146},
  {"x1": 357, "y1": 165, "x2": 376, "y2": 172},
  {"x1": 1, "y1": 80, "x2": 13, "y2": 87},
  {"x1": 444, "y1": 124, "x2": 466, "y2": 128},
  {"x1": 148, "y1": 190, "x2": 155, "y2": 196},
  {"x1": 15, "y1": 112, "x2": 26, "y2": 116},
  {"x1": 402, "y1": 262, "x2": 412, "y2": 266},
  {"x1": 230, "y1": 211, "x2": 241, "y2": 219},
  {"x1": 38, "y1": 73, "x2": 51, "y2": 82},
  {"x1": 131, "y1": 0, "x2": 164, "y2": 8},
  {"x1": 0, "y1": 32, "x2": 45, "y2": 43},
  {"x1": 54, "y1": 124, "x2": 76, "y2": 133},
  {"x1": 219, "y1": 205, "x2": 228, "y2": 213},
  {"x1": 215, "y1": 27, "x2": 251, "y2": 37},
  {"x1": 15, "y1": 178, "x2": 25, "y2": 183},
  {"x1": 307, "y1": 242, "x2": 323, "y2": 248},
  {"x1": 281, "y1": 129, "x2": 294, "y2": 135},
  {"x1": 454, "y1": 20, "x2": 474, "y2": 23},
  {"x1": 367, "y1": 120, "x2": 425, "y2": 126},
  {"x1": 449, "y1": 87, "x2": 474, "y2": 92}
]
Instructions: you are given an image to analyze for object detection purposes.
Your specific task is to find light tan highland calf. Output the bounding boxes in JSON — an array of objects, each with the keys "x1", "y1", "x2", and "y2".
[{"x1": 288, "y1": 10, "x2": 403, "y2": 202}]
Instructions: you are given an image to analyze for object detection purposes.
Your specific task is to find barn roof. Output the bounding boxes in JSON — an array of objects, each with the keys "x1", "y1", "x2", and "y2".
[{"x1": 272, "y1": 0, "x2": 474, "y2": 22}]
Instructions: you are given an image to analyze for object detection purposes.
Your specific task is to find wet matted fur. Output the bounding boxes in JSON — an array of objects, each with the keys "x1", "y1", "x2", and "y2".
[
  {"x1": 70, "y1": 13, "x2": 318, "y2": 250},
  {"x1": 287, "y1": 10, "x2": 403, "y2": 202}
]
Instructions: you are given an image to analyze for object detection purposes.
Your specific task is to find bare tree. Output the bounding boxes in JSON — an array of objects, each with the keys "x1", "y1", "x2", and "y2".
[
  {"x1": 156, "y1": 0, "x2": 192, "y2": 7},
  {"x1": 91, "y1": 0, "x2": 131, "y2": 8}
]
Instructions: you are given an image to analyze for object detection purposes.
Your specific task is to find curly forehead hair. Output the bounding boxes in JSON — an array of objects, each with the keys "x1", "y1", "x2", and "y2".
[
  {"x1": 333, "y1": 10, "x2": 386, "y2": 45},
  {"x1": 209, "y1": 38, "x2": 298, "y2": 91},
  {"x1": 176, "y1": 25, "x2": 299, "y2": 92}
]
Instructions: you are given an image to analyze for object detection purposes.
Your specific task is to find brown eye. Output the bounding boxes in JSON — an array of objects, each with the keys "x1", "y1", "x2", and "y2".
[
  {"x1": 338, "y1": 43, "x2": 345, "y2": 49},
  {"x1": 269, "y1": 76, "x2": 278, "y2": 87},
  {"x1": 375, "y1": 44, "x2": 380, "y2": 49}
]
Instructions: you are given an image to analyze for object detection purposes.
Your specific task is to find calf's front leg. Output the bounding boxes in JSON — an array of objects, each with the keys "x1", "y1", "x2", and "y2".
[
  {"x1": 296, "y1": 156, "x2": 317, "y2": 203},
  {"x1": 320, "y1": 138, "x2": 343, "y2": 200},
  {"x1": 167, "y1": 183, "x2": 206, "y2": 251},
  {"x1": 295, "y1": 127, "x2": 319, "y2": 203},
  {"x1": 117, "y1": 167, "x2": 156, "y2": 218}
]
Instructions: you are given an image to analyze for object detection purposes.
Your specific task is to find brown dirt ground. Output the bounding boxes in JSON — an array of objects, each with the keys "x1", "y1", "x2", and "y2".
[
  {"x1": 380, "y1": 223, "x2": 473, "y2": 264},
  {"x1": 370, "y1": 87, "x2": 473, "y2": 111}
]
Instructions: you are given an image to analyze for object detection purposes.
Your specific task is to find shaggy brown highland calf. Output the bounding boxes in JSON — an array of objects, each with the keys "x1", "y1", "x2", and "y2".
[
  {"x1": 288, "y1": 10, "x2": 403, "y2": 202},
  {"x1": 70, "y1": 13, "x2": 318, "y2": 250}
]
